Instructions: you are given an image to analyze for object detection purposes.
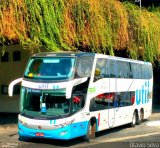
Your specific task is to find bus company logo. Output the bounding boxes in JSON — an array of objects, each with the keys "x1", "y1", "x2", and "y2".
[
  {"x1": 53, "y1": 85, "x2": 59, "y2": 89},
  {"x1": 38, "y1": 84, "x2": 49, "y2": 89},
  {"x1": 136, "y1": 81, "x2": 150, "y2": 105}
]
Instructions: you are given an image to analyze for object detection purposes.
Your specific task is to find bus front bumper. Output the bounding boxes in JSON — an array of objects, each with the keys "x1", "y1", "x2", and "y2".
[{"x1": 18, "y1": 121, "x2": 88, "y2": 140}]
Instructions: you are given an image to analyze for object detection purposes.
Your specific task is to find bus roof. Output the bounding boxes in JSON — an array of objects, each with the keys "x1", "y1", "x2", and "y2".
[
  {"x1": 32, "y1": 52, "x2": 151, "y2": 65},
  {"x1": 32, "y1": 52, "x2": 95, "y2": 58},
  {"x1": 95, "y1": 53, "x2": 152, "y2": 65}
]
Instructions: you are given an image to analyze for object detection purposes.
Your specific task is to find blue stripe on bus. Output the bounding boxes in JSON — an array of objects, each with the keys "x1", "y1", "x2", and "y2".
[{"x1": 18, "y1": 121, "x2": 88, "y2": 140}]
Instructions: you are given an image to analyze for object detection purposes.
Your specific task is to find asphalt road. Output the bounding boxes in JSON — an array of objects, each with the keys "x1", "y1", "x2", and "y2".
[{"x1": 0, "y1": 112, "x2": 160, "y2": 148}]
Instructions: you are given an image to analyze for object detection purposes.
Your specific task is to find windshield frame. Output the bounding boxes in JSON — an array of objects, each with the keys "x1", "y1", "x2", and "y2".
[
  {"x1": 24, "y1": 56, "x2": 76, "y2": 81},
  {"x1": 20, "y1": 87, "x2": 72, "y2": 120}
]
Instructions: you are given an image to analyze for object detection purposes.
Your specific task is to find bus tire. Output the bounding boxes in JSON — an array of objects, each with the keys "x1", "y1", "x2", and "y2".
[
  {"x1": 19, "y1": 136, "x2": 29, "y2": 142},
  {"x1": 137, "y1": 109, "x2": 144, "y2": 125},
  {"x1": 130, "y1": 111, "x2": 137, "y2": 127},
  {"x1": 83, "y1": 120, "x2": 96, "y2": 142}
]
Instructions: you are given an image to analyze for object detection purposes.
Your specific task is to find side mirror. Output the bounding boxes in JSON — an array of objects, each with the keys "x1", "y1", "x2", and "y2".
[{"x1": 8, "y1": 78, "x2": 23, "y2": 97}]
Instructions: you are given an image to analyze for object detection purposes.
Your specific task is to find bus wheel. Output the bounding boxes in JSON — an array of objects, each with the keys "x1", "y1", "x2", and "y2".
[
  {"x1": 130, "y1": 112, "x2": 137, "y2": 127},
  {"x1": 83, "y1": 120, "x2": 96, "y2": 142},
  {"x1": 137, "y1": 109, "x2": 144, "y2": 125},
  {"x1": 19, "y1": 136, "x2": 29, "y2": 142}
]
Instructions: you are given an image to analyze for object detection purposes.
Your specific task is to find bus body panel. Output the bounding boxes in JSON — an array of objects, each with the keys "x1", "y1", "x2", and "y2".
[
  {"x1": 18, "y1": 114, "x2": 90, "y2": 140},
  {"x1": 18, "y1": 121, "x2": 89, "y2": 140}
]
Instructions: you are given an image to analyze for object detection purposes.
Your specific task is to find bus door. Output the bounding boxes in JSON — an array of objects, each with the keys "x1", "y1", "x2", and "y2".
[
  {"x1": 108, "y1": 59, "x2": 126, "y2": 127},
  {"x1": 113, "y1": 61, "x2": 133, "y2": 126},
  {"x1": 91, "y1": 58, "x2": 111, "y2": 130},
  {"x1": 108, "y1": 59, "x2": 117, "y2": 127}
]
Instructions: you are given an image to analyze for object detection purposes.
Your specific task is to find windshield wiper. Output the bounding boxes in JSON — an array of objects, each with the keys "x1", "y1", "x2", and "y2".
[
  {"x1": 37, "y1": 112, "x2": 64, "y2": 119},
  {"x1": 21, "y1": 111, "x2": 36, "y2": 119},
  {"x1": 53, "y1": 113, "x2": 64, "y2": 118}
]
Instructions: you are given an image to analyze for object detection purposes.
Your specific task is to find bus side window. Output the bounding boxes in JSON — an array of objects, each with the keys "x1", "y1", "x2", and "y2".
[
  {"x1": 117, "y1": 61, "x2": 132, "y2": 78},
  {"x1": 89, "y1": 98, "x2": 106, "y2": 111},
  {"x1": 72, "y1": 95, "x2": 85, "y2": 113},
  {"x1": 89, "y1": 93, "x2": 115, "y2": 111},
  {"x1": 108, "y1": 59, "x2": 117, "y2": 78},
  {"x1": 89, "y1": 98, "x2": 98, "y2": 111},
  {"x1": 131, "y1": 63, "x2": 142, "y2": 79},
  {"x1": 75, "y1": 56, "x2": 94, "y2": 78},
  {"x1": 142, "y1": 64, "x2": 152, "y2": 79},
  {"x1": 94, "y1": 58, "x2": 109, "y2": 82},
  {"x1": 128, "y1": 62, "x2": 133, "y2": 78},
  {"x1": 117, "y1": 91, "x2": 134, "y2": 107}
]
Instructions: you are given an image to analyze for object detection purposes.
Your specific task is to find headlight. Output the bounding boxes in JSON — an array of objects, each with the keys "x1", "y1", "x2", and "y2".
[{"x1": 60, "y1": 130, "x2": 68, "y2": 136}]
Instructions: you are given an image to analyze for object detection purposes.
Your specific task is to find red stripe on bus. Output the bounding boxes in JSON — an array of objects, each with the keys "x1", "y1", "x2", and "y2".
[{"x1": 98, "y1": 113, "x2": 100, "y2": 126}]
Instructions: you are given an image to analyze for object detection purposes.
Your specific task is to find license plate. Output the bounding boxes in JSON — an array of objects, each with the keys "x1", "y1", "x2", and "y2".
[{"x1": 35, "y1": 132, "x2": 44, "y2": 137}]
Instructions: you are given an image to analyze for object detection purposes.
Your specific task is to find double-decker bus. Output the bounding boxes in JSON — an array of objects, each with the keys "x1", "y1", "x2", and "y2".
[{"x1": 9, "y1": 52, "x2": 153, "y2": 141}]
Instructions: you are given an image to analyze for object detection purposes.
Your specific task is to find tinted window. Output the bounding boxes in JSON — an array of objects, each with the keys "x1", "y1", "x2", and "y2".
[
  {"x1": 72, "y1": 94, "x2": 85, "y2": 113},
  {"x1": 94, "y1": 59, "x2": 133, "y2": 80},
  {"x1": 117, "y1": 61, "x2": 132, "y2": 78},
  {"x1": 94, "y1": 58, "x2": 109, "y2": 81},
  {"x1": 142, "y1": 64, "x2": 152, "y2": 79},
  {"x1": 131, "y1": 63, "x2": 142, "y2": 79},
  {"x1": 90, "y1": 98, "x2": 108, "y2": 111},
  {"x1": 118, "y1": 92, "x2": 132, "y2": 107},
  {"x1": 75, "y1": 56, "x2": 94, "y2": 78},
  {"x1": 94, "y1": 58, "x2": 152, "y2": 80},
  {"x1": 109, "y1": 59, "x2": 117, "y2": 78},
  {"x1": 89, "y1": 93, "x2": 115, "y2": 111}
]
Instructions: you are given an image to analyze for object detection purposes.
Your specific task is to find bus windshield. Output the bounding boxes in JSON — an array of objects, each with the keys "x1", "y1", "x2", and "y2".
[
  {"x1": 20, "y1": 87, "x2": 71, "y2": 119},
  {"x1": 24, "y1": 57, "x2": 75, "y2": 80}
]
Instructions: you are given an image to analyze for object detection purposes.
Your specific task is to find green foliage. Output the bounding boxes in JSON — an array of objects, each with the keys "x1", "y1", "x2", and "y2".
[
  {"x1": 0, "y1": 0, "x2": 160, "y2": 62},
  {"x1": 124, "y1": 3, "x2": 160, "y2": 62}
]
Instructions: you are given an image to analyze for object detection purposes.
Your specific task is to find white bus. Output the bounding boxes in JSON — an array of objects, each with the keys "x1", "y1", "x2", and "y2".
[{"x1": 9, "y1": 52, "x2": 153, "y2": 141}]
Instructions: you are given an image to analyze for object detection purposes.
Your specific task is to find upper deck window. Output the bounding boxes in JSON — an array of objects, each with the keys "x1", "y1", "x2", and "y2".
[
  {"x1": 24, "y1": 57, "x2": 75, "y2": 81},
  {"x1": 74, "y1": 56, "x2": 94, "y2": 78}
]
